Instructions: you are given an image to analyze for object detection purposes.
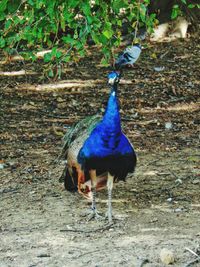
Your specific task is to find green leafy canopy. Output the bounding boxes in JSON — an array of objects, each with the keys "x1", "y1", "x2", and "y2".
[
  {"x1": 0, "y1": 0, "x2": 198, "y2": 76},
  {"x1": 0, "y1": 1, "x2": 153, "y2": 63}
]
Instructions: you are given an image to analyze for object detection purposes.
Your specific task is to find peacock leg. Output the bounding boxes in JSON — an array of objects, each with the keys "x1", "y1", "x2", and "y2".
[
  {"x1": 87, "y1": 169, "x2": 103, "y2": 221},
  {"x1": 106, "y1": 172, "x2": 114, "y2": 224}
]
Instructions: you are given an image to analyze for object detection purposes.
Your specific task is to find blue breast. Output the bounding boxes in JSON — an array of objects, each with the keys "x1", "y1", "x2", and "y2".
[{"x1": 78, "y1": 89, "x2": 134, "y2": 167}]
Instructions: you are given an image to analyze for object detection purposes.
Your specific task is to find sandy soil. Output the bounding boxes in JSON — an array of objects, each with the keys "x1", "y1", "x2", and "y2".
[{"x1": 0, "y1": 37, "x2": 200, "y2": 267}]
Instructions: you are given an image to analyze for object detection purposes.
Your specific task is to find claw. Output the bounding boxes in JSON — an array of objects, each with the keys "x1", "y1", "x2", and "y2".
[
  {"x1": 87, "y1": 208, "x2": 104, "y2": 221},
  {"x1": 105, "y1": 211, "x2": 113, "y2": 225},
  {"x1": 105, "y1": 221, "x2": 114, "y2": 227}
]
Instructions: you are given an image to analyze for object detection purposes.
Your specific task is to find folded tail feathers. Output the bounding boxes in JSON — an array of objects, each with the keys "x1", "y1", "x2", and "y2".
[{"x1": 63, "y1": 164, "x2": 108, "y2": 200}]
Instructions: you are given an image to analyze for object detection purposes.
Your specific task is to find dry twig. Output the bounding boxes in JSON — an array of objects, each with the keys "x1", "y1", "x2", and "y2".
[
  {"x1": 183, "y1": 247, "x2": 200, "y2": 267},
  {"x1": 183, "y1": 257, "x2": 200, "y2": 267},
  {"x1": 60, "y1": 223, "x2": 114, "y2": 233},
  {"x1": 73, "y1": 249, "x2": 100, "y2": 259}
]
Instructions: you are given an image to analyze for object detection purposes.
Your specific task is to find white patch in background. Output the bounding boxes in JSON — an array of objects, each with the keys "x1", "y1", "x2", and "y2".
[
  {"x1": 150, "y1": 17, "x2": 190, "y2": 42},
  {"x1": 169, "y1": 17, "x2": 189, "y2": 39},
  {"x1": 150, "y1": 23, "x2": 170, "y2": 42}
]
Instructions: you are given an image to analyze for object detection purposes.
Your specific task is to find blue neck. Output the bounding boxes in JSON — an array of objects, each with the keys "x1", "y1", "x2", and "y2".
[{"x1": 102, "y1": 84, "x2": 121, "y2": 132}]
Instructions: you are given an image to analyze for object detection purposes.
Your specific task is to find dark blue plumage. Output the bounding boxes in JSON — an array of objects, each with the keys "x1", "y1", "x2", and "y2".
[
  {"x1": 78, "y1": 71, "x2": 136, "y2": 181},
  {"x1": 62, "y1": 71, "x2": 137, "y2": 223},
  {"x1": 115, "y1": 44, "x2": 142, "y2": 69}
]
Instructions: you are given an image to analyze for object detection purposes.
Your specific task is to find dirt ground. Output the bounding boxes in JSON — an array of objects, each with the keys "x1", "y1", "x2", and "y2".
[{"x1": 0, "y1": 37, "x2": 200, "y2": 267}]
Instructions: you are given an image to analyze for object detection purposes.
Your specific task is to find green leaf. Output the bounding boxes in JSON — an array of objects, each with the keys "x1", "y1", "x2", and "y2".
[
  {"x1": 63, "y1": 55, "x2": 70, "y2": 62},
  {"x1": 102, "y1": 29, "x2": 112, "y2": 39},
  {"x1": 75, "y1": 41, "x2": 83, "y2": 50},
  {"x1": 86, "y1": 15, "x2": 93, "y2": 24},
  {"x1": 112, "y1": 0, "x2": 127, "y2": 12},
  {"x1": 55, "y1": 50, "x2": 62, "y2": 59},
  {"x1": 99, "y1": 34, "x2": 108, "y2": 44},
  {"x1": 60, "y1": 16, "x2": 66, "y2": 31},
  {"x1": 68, "y1": 0, "x2": 79, "y2": 8},
  {"x1": 181, "y1": 0, "x2": 187, "y2": 4},
  {"x1": 44, "y1": 52, "x2": 52, "y2": 63},
  {"x1": 171, "y1": 5, "x2": 180, "y2": 19},
  {"x1": 4, "y1": 19, "x2": 12, "y2": 30},
  {"x1": 139, "y1": 3, "x2": 147, "y2": 22},
  {"x1": 78, "y1": 49, "x2": 86, "y2": 57},
  {"x1": 0, "y1": 37, "x2": 5, "y2": 48},
  {"x1": 102, "y1": 22, "x2": 113, "y2": 39},
  {"x1": 91, "y1": 32, "x2": 100, "y2": 44},
  {"x1": 51, "y1": 47, "x2": 57, "y2": 56},
  {"x1": 48, "y1": 68, "x2": 54, "y2": 78},
  {"x1": 117, "y1": 20, "x2": 122, "y2": 26},
  {"x1": 82, "y1": 2, "x2": 91, "y2": 16},
  {"x1": 188, "y1": 4, "x2": 195, "y2": 8},
  {"x1": 171, "y1": 9, "x2": 178, "y2": 19},
  {"x1": 7, "y1": 0, "x2": 21, "y2": 13},
  {"x1": 0, "y1": 0, "x2": 8, "y2": 12},
  {"x1": 62, "y1": 35, "x2": 75, "y2": 45},
  {"x1": 0, "y1": 13, "x2": 5, "y2": 21},
  {"x1": 27, "y1": 0, "x2": 34, "y2": 6},
  {"x1": 100, "y1": 57, "x2": 109, "y2": 65},
  {"x1": 29, "y1": 53, "x2": 37, "y2": 61}
]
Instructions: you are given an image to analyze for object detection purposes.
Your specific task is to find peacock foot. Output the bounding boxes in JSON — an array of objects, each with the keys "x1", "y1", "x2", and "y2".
[
  {"x1": 105, "y1": 211, "x2": 113, "y2": 225},
  {"x1": 87, "y1": 208, "x2": 104, "y2": 222}
]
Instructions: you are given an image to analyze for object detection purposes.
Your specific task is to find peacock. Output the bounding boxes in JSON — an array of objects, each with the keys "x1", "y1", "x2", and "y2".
[
  {"x1": 115, "y1": 44, "x2": 142, "y2": 69},
  {"x1": 60, "y1": 71, "x2": 137, "y2": 224}
]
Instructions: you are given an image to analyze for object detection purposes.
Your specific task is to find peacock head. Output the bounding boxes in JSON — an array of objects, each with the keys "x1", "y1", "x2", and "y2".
[{"x1": 108, "y1": 71, "x2": 121, "y2": 86}]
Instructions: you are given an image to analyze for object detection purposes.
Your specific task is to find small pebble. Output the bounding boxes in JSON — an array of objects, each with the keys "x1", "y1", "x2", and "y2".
[
  {"x1": 175, "y1": 179, "x2": 182, "y2": 184},
  {"x1": 160, "y1": 248, "x2": 175, "y2": 265},
  {"x1": 149, "y1": 217, "x2": 158, "y2": 223},
  {"x1": 0, "y1": 163, "x2": 4, "y2": 170},
  {"x1": 154, "y1": 66, "x2": 165, "y2": 72},
  {"x1": 192, "y1": 179, "x2": 199, "y2": 184},
  {"x1": 188, "y1": 82, "x2": 194, "y2": 87},
  {"x1": 29, "y1": 191, "x2": 36, "y2": 195},
  {"x1": 174, "y1": 208, "x2": 182, "y2": 213},
  {"x1": 167, "y1": 197, "x2": 173, "y2": 203},
  {"x1": 165, "y1": 122, "x2": 173, "y2": 130}
]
